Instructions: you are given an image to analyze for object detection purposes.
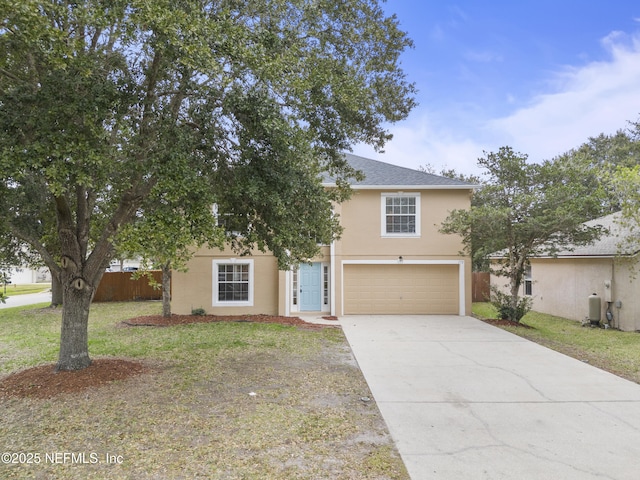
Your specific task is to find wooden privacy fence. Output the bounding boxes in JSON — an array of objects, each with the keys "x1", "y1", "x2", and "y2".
[
  {"x1": 472, "y1": 272, "x2": 491, "y2": 302},
  {"x1": 94, "y1": 271, "x2": 163, "y2": 302}
]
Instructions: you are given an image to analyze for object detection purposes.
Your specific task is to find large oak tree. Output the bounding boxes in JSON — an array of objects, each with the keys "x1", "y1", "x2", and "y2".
[{"x1": 0, "y1": 0, "x2": 415, "y2": 370}]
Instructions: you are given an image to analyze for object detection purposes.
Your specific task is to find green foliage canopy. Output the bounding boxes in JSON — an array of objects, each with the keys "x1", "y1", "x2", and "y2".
[
  {"x1": 611, "y1": 164, "x2": 640, "y2": 255},
  {"x1": 0, "y1": 0, "x2": 415, "y2": 370},
  {"x1": 441, "y1": 146, "x2": 604, "y2": 321}
]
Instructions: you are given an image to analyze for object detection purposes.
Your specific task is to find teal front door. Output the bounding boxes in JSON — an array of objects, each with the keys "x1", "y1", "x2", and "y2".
[{"x1": 300, "y1": 263, "x2": 322, "y2": 311}]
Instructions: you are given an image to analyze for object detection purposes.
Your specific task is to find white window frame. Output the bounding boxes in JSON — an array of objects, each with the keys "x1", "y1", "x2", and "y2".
[
  {"x1": 381, "y1": 192, "x2": 421, "y2": 237},
  {"x1": 212, "y1": 203, "x2": 246, "y2": 236},
  {"x1": 213, "y1": 259, "x2": 254, "y2": 307},
  {"x1": 292, "y1": 268, "x2": 299, "y2": 308},
  {"x1": 323, "y1": 264, "x2": 330, "y2": 307},
  {"x1": 524, "y1": 265, "x2": 532, "y2": 296}
]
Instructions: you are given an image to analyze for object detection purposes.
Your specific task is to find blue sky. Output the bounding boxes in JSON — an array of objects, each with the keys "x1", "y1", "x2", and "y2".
[{"x1": 353, "y1": 1, "x2": 640, "y2": 174}]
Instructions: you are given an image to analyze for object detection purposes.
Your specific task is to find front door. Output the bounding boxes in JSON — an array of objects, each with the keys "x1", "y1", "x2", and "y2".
[{"x1": 300, "y1": 263, "x2": 322, "y2": 311}]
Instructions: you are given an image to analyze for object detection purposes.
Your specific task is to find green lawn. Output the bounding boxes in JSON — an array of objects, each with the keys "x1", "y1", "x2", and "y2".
[
  {"x1": 473, "y1": 302, "x2": 640, "y2": 384},
  {"x1": 0, "y1": 302, "x2": 408, "y2": 480},
  {"x1": 2, "y1": 283, "x2": 51, "y2": 296}
]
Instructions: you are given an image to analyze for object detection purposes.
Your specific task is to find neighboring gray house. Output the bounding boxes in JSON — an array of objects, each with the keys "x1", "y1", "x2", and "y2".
[{"x1": 492, "y1": 212, "x2": 640, "y2": 331}]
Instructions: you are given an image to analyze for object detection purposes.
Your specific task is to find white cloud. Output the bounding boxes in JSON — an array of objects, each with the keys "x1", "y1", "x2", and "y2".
[
  {"x1": 488, "y1": 32, "x2": 640, "y2": 162},
  {"x1": 356, "y1": 30, "x2": 640, "y2": 175},
  {"x1": 353, "y1": 116, "x2": 487, "y2": 175}
]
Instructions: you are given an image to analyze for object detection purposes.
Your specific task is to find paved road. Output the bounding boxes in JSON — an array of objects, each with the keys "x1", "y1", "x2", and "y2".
[
  {"x1": 340, "y1": 315, "x2": 640, "y2": 480},
  {"x1": 0, "y1": 290, "x2": 52, "y2": 309}
]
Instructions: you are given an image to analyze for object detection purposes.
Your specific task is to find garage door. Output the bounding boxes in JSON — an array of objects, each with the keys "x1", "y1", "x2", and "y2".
[{"x1": 343, "y1": 264, "x2": 459, "y2": 314}]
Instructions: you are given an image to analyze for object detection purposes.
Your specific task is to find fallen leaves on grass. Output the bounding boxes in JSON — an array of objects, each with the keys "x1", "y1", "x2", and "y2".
[
  {"x1": 0, "y1": 321, "x2": 409, "y2": 479},
  {"x1": 1, "y1": 314, "x2": 334, "y2": 400}
]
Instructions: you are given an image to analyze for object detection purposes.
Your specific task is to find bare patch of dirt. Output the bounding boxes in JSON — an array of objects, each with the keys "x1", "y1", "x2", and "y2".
[
  {"x1": 0, "y1": 329, "x2": 408, "y2": 478},
  {"x1": 0, "y1": 359, "x2": 148, "y2": 399}
]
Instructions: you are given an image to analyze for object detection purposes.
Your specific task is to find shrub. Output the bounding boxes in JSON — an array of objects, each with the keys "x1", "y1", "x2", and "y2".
[
  {"x1": 490, "y1": 289, "x2": 531, "y2": 322},
  {"x1": 191, "y1": 307, "x2": 206, "y2": 316}
]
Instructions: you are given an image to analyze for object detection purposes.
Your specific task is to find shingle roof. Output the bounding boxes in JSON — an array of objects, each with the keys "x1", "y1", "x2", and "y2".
[
  {"x1": 322, "y1": 153, "x2": 475, "y2": 189},
  {"x1": 489, "y1": 212, "x2": 640, "y2": 259},
  {"x1": 549, "y1": 212, "x2": 640, "y2": 257}
]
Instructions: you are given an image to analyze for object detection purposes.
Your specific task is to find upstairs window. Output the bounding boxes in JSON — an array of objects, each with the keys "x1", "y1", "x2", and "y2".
[
  {"x1": 212, "y1": 204, "x2": 247, "y2": 235},
  {"x1": 381, "y1": 193, "x2": 421, "y2": 237}
]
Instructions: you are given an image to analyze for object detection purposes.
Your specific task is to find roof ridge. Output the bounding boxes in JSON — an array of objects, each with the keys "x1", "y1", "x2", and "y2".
[
  {"x1": 344, "y1": 153, "x2": 456, "y2": 181},
  {"x1": 322, "y1": 152, "x2": 475, "y2": 188}
]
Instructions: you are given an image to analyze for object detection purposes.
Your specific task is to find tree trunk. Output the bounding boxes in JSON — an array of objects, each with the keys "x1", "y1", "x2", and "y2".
[
  {"x1": 50, "y1": 270, "x2": 63, "y2": 306},
  {"x1": 162, "y1": 262, "x2": 171, "y2": 318},
  {"x1": 509, "y1": 259, "x2": 523, "y2": 322},
  {"x1": 509, "y1": 279, "x2": 520, "y2": 322},
  {"x1": 52, "y1": 182, "x2": 143, "y2": 371},
  {"x1": 56, "y1": 279, "x2": 93, "y2": 371},
  {"x1": 56, "y1": 259, "x2": 107, "y2": 371}
]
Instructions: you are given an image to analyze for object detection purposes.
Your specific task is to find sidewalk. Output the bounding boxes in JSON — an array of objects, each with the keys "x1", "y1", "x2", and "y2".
[{"x1": 0, "y1": 290, "x2": 52, "y2": 309}]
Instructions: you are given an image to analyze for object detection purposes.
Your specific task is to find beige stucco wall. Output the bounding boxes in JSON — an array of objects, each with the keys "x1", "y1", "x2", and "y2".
[
  {"x1": 529, "y1": 258, "x2": 613, "y2": 323},
  {"x1": 172, "y1": 244, "x2": 329, "y2": 316},
  {"x1": 333, "y1": 188, "x2": 472, "y2": 315},
  {"x1": 491, "y1": 256, "x2": 640, "y2": 331},
  {"x1": 611, "y1": 257, "x2": 640, "y2": 331},
  {"x1": 172, "y1": 187, "x2": 473, "y2": 316},
  {"x1": 171, "y1": 246, "x2": 280, "y2": 315},
  {"x1": 335, "y1": 189, "x2": 468, "y2": 257}
]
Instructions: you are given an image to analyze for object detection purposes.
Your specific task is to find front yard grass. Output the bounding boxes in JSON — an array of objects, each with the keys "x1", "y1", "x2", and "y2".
[
  {"x1": 2, "y1": 283, "x2": 51, "y2": 296},
  {"x1": 473, "y1": 302, "x2": 640, "y2": 384},
  {"x1": 0, "y1": 302, "x2": 408, "y2": 480}
]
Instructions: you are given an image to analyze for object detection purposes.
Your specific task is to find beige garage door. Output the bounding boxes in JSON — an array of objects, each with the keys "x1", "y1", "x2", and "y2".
[{"x1": 343, "y1": 264, "x2": 459, "y2": 315}]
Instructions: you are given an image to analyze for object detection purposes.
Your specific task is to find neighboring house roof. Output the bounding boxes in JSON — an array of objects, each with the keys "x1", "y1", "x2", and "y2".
[
  {"x1": 547, "y1": 212, "x2": 640, "y2": 258},
  {"x1": 322, "y1": 153, "x2": 476, "y2": 189},
  {"x1": 489, "y1": 212, "x2": 640, "y2": 260}
]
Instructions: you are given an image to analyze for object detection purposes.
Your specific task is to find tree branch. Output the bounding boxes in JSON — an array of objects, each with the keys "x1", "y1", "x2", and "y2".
[
  {"x1": 76, "y1": 185, "x2": 91, "y2": 260},
  {"x1": 55, "y1": 195, "x2": 82, "y2": 264},
  {"x1": 0, "y1": 68, "x2": 23, "y2": 83},
  {"x1": 9, "y1": 224, "x2": 61, "y2": 277},
  {"x1": 85, "y1": 180, "x2": 157, "y2": 281},
  {"x1": 90, "y1": 27, "x2": 102, "y2": 51}
]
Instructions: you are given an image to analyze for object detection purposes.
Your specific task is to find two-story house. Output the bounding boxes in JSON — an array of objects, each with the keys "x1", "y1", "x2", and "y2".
[{"x1": 171, "y1": 154, "x2": 475, "y2": 317}]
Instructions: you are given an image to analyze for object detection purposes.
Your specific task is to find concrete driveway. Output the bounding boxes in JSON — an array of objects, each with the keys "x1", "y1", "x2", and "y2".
[{"x1": 340, "y1": 315, "x2": 640, "y2": 480}]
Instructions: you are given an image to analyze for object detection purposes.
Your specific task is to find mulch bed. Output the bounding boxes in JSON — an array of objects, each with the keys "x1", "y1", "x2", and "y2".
[
  {"x1": 120, "y1": 313, "x2": 333, "y2": 329},
  {"x1": 0, "y1": 359, "x2": 148, "y2": 399},
  {"x1": 478, "y1": 317, "x2": 532, "y2": 328}
]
